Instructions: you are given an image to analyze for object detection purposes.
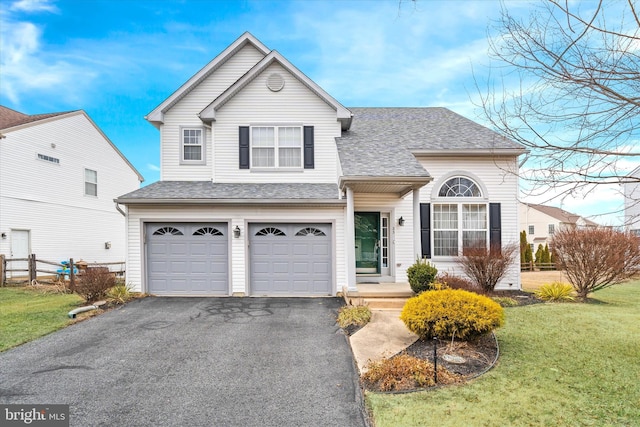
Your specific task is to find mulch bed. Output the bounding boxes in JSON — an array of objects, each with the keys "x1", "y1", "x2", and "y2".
[{"x1": 354, "y1": 290, "x2": 543, "y2": 392}]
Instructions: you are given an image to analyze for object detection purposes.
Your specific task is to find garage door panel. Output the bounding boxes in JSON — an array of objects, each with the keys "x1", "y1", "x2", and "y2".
[
  {"x1": 250, "y1": 223, "x2": 331, "y2": 296},
  {"x1": 146, "y1": 223, "x2": 229, "y2": 296}
]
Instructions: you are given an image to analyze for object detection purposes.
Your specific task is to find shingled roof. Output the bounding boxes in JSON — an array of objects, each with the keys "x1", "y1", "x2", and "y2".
[
  {"x1": 523, "y1": 203, "x2": 600, "y2": 227},
  {"x1": 336, "y1": 107, "x2": 524, "y2": 177},
  {"x1": 0, "y1": 105, "x2": 74, "y2": 130},
  {"x1": 116, "y1": 182, "x2": 343, "y2": 204}
]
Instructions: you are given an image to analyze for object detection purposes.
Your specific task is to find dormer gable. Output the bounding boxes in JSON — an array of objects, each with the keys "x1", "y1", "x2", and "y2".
[
  {"x1": 199, "y1": 50, "x2": 353, "y2": 131},
  {"x1": 145, "y1": 32, "x2": 270, "y2": 127}
]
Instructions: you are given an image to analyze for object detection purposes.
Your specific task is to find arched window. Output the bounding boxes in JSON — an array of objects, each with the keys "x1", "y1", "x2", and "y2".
[
  {"x1": 193, "y1": 227, "x2": 223, "y2": 236},
  {"x1": 295, "y1": 227, "x2": 326, "y2": 237},
  {"x1": 433, "y1": 177, "x2": 486, "y2": 256},
  {"x1": 153, "y1": 226, "x2": 183, "y2": 236},
  {"x1": 255, "y1": 227, "x2": 286, "y2": 236}
]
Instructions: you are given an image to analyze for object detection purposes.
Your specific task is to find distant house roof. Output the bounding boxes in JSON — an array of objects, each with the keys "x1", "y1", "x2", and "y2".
[
  {"x1": 336, "y1": 107, "x2": 525, "y2": 177},
  {"x1": 522, "y1": 203, "x2": 600, "y2": 227},
  {"x1": 116, "y1": 182, "x2": 344, "y2": 205},
  {"x1": 0, "y1": 105, "x2": 73, "y2": 130}
]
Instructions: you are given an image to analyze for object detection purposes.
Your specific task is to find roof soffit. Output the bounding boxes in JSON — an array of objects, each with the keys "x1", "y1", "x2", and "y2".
[
  {"x1": 199, "y1": 50, "x2": 352, "y2": 128},
  {"x1": 145, "y1": 32, "x2": 270, "y2": 124}
]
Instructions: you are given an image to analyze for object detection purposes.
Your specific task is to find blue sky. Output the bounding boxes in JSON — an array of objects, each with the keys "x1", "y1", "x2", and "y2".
[{"x1": 0, "y1": 0, "x2": 633, "y2": 225}]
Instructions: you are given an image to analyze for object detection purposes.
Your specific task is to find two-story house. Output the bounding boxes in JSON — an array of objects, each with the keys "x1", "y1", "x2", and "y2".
[
  {"x1": 0, "y1": 106, "x2": 143, "y2": 276},
  {"x1": 116, "y1": 32, "x2": 526, "y2": 296},
  {"x1": 519, "y1": 202, "x2": 600, "y2": 253}
]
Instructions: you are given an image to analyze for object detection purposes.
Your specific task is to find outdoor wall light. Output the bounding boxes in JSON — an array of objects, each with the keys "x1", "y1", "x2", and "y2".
[
  {"x1": 1, "y1": 232, "x2": 6, "y2": 239},
  {"x1": 104, "y1": 241, "x2": 111, "y2": 249},
  {"x1": 398, "y1": 216, "x2": 405, "y2": 226},
  {"x1": 233, "y1": 226, "x2": 241, "y2": 238}
]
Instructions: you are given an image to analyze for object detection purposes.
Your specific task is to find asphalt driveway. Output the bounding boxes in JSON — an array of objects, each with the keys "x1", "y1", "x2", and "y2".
[{"x1": 0, "y1": 297, "x2": 368, "y2": 427}]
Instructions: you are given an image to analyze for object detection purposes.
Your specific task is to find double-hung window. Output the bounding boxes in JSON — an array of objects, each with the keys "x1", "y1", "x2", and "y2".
[
  {"x1": 181, "y1": 127, "x2": 204, "y2": 164},
  {"x1": 84, "y1": 168, "x2": 97, "y2": 196},
  {"x1": 433, "y1": 177, "x2": 487, "y2": 256},
  {"x1": 251, "y1": 126, "x2": 302, "y2": 169}
]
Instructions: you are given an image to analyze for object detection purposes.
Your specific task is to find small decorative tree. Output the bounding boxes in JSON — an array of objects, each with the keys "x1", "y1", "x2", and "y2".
[
  {"x1": 551, "y1": 228, "x2": 640, "y2": 301},
  {"x1": 457, "y1": 243, "x2": 518, "y2": 293}
]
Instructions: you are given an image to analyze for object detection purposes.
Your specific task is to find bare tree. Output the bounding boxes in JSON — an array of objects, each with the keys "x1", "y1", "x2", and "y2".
[
  {"x1": 457, "y1": 243, "x2": 519, "y2": 293},
  {"x1": 552, "y1": 227, "x2": 640, "y2": 300},
  {"x1": 478, "y1": 0, "x2": 640, "y2": 213}
]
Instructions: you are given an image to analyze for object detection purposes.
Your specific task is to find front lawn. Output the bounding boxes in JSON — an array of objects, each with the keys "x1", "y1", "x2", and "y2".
[
  {"x1": 366, "y1": 281, "x2": 640, "y2": 426},
  {"x1": 0, "y1": 287, "x2": 83, "y2": 352}
]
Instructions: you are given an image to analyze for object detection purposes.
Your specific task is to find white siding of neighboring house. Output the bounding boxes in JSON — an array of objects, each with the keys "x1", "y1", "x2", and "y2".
[
  {"x1": 418, "y1": 156, "x2": 522, "y2": 290},
  {"x1": 213, "y1": 62, "x2": 342, "y2": 184},
  {"x1": 624, "y1": 168, "x2": 640, "y2": 233},
  {"x1": 519, "y1": 204, "x2": 561, "y2": 249},
  {"x1": 160, "y1": 44, "x2": 267, "y2": 181},
  {"x1": 124, "y1": 205, "x2": 346, "y2": 295},
  {"x1": 0, "y1": 112, "x2": 141, "y2": 267}
]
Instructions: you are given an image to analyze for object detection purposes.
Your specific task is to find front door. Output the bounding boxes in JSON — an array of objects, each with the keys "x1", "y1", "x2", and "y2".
[
  {"x1": 10, "y1": 229, "x2": 30, "y2": 278},
  {"x1": 355, "y1": 212, "x2": 380, "y2": 274}
]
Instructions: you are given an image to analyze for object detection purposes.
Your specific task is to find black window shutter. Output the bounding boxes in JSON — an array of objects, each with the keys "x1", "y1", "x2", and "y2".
[
  {"x1": 239, "y1": 126, "x2": 250, "y2": 169},
  {"x1": 489, "y1": 203, "x2": 502, "y2": 250},
  {"x1": 303, "y1": 126, "x2": 314, "y2": 169},
  {"x1": 420, "y1": 203, "x2": 431, "y2": 259}
]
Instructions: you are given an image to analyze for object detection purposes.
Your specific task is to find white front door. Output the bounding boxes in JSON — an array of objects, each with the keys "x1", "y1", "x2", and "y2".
[{"x1": 10, "y1": 229, "x2": 30, "y2": 278}]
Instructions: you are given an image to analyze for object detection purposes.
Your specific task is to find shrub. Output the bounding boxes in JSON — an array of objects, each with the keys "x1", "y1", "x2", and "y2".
[
  {"x1": 437, "y1": 272, "x2": 481, "y2": 294},
  {"x1": 406, "y1": 258, "x2": 438, "y2": 294},
  {"x1": 75, "y1": 267, "x2": 116, "y2": 303},
  {"x1": 400, "y1": 289, "x2": 505, "y2": 341},
  {"x1": 336, "y1": 305, "x2": 371, "y2": 329},
  {"x1": 552, "y1": 227, "x2": 640, "y2": 300},
  {"x1": 362, "y1": 354, "x2": 461, "y2": 391},
  {"x1": 107, "y1": 283, "x2": 134, "y2": 304},
  {"x1": 457, "y1": 243, "x2": 518, "y2": 293},
  {"x1": 535, "y1": 282, "x2": 575, "y2": 302}
]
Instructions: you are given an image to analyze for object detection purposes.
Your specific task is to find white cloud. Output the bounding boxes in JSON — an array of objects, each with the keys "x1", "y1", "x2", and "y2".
[{"x1": 10, "y1": 0, "x2": 58, "y2": 13}]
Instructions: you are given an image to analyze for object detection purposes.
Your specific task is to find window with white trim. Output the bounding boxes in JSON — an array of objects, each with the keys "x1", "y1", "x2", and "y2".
[
  {"x1": 181, "y1": 128, "x2": 204, "y2": 164},
  {"x1": 548, "y1": 224, "x2": 555, "y2": 235},
  {"x1": 84, "y1": 168, "x2": 97, "y2": 196},
  {"x1": 433, "y1": 177, "x2": 487, "y2": 256},
  {"x1": 528, "y1": 225, "x2": 535, "y2": 235},
  {"x1": 251, "y1": 126, "x2": 302, "y2": 168}
]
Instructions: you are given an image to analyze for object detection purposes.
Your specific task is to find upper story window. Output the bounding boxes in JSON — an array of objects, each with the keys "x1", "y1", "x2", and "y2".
[
  {"x1": 528, "y1": 225, "x2": 535, "y2": 235},
  {"x1": 548, "y1": 224, "x2": 555, "y2": 235},
  {"x1": 433, "y1": 176, "x2": 486, "y2": 256},
  {"x1": 37, "y1": 153, "x2": 60, "y2": 164},
  {"x1": 251, "y1": 126, "x2": 302, "y2": 169},
  {"x1": 84, "y1": 168, "x2": 97, "y2": 196},
  {"x1": 181, "y1": 127, "x2": 205, "y2": 164}
]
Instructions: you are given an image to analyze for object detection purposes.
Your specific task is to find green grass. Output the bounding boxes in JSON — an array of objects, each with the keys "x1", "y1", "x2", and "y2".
[
  {"x1": 0, "y1": 287, "x2": 83, "y2": 352},
  {"x1": 366, "y1": 281, "x2": 640, "y2": 426}
]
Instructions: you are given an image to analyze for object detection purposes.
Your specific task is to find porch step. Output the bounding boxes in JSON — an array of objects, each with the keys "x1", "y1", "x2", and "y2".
[{"x1": 342, "y1": 284, "x2": 415, "y2": 310}]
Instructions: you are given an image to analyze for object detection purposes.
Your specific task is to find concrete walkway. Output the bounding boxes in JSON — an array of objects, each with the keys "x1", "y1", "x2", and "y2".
[{"x1": 348, "y1": 310, "x2": 418, "y2": 373}]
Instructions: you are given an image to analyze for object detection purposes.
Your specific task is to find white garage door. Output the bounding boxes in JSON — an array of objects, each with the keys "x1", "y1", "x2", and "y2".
[
  {"x1": 249, "y1": 223, "x2": 332, "y2": 296},
  {"x1": 146, "y1": 223, "x2": 228, "y2": 296}
]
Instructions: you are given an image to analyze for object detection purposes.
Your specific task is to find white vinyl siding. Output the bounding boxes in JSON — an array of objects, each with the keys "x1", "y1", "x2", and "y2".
[
  {"x1": 213, "y1": 62, "x2": 341, "y2": 183},
  {"x1": 418, "y1": 156, "x2": 521, "y2": 290},
  {"x1": 85, "y1": 168, "x2": 97, "y2": 196},
  {"x1": 0, "y1": 112, "x2": 141, "y2": 265},
  {"x1": 160, "y1": 44, "x2": 267, "y2": 181}
]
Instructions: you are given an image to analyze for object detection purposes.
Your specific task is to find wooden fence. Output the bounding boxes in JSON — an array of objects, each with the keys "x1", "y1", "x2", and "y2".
[
  {"x1": 0, "y1": 254, "x2": 125, "y2": 288},
  {"x1": 520, "y1": 261, "x2": 558, "y2": 272}
]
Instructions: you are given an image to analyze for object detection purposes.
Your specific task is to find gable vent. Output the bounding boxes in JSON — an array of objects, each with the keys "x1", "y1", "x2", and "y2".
[{"x1": 266, "y1": 73, "x2": 285, "y2": 92}]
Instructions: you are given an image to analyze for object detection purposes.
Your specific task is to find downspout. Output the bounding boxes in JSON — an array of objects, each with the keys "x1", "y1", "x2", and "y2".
[
  {"x1": 68, "y1": 305, "x2": 98, "y2": 318},
  {"x1": 114, "y1": 202, "x2": 126, "y2": 217}
]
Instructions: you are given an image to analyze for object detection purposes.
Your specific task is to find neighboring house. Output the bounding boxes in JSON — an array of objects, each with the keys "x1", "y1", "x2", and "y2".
[
  {"x1": 519, "y1": 202, "x2": 600, "y2": 252},
  {"x1": 0, "y1": 106, "x2": 143, "y2": 276},
  {"x1": 624, "y1": 166, "x2": 640, "y2": 235},
  {"x1": 116, "y1": 32, "x2": 526, "y2": 297}
]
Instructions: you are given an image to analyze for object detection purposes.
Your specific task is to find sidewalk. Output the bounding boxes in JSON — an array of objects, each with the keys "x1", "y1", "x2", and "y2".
[{"x1": 348, "y1": 310, "x2": 418, "y2": 373}]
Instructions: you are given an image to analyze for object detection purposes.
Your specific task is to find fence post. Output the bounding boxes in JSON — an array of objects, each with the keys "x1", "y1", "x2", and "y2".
[
  {"x1": 69, "y1": 258, "x2": 75, "y2": 292},
  {"x1": 0, "y1": 254, "x2": 5, "y2": 287},
  {"x1": 29, "y1": 254, "x2": 36, "y2": 284}
]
